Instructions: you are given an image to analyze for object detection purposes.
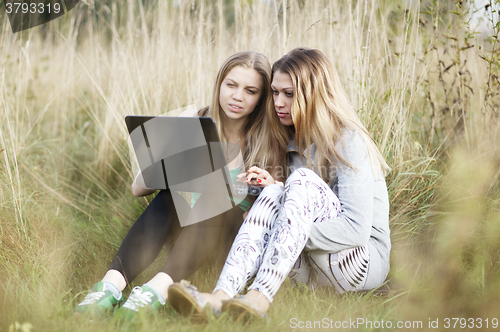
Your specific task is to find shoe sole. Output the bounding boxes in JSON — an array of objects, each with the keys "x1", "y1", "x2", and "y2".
[
  {"x1": 168, "y1": 284, "x2": 208, "y2": 323},
  {"x1": 221, "y1": 299, "x2": 264, "y2": 323}
]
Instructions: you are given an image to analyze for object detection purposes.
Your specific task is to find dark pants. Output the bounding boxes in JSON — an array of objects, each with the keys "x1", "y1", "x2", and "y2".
[{"x1": 108, "y1": 190, "x2": 245, "y2": 283}]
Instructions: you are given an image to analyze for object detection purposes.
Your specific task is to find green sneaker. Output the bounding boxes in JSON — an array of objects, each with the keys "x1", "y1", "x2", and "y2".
[
  {"x1": 115, "y1": 285, "x2": 165, "y2": 317},
  {"x1": 74, "y1": 282, "x2": 123, "y2": 318}
]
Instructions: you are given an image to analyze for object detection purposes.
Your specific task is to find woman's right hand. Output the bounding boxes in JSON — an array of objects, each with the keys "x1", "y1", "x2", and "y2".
[
  {"x1": 131, "y1": 172, "x2": 157, "y2": 197},
  {"x1": 239, "y1": 166, "x2": 283, "y2": 187}
]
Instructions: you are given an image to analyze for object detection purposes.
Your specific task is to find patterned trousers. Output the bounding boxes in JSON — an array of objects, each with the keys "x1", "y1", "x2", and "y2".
[{"x1": 213, "y1": 168, "x2": 370, "y2": 302}]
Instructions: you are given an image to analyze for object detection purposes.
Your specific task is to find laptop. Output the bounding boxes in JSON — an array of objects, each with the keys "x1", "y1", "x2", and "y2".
[{"x1": 125, "y1": 115, "x2": 258, "y2": 226}]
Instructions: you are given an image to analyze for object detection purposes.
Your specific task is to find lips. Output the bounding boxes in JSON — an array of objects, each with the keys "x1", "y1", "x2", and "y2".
[
  {"x1": 276, "y1": 112, "x2": 288, "y2": 118},
  {"x1": 229, "y1": 104, "x2": 243, "y2": 112}
]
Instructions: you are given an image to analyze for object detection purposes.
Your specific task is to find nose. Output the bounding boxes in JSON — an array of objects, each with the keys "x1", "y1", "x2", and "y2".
[
  {"x1": 232, "y1": 89, "x2": 243, "y2": 101},
  {"x1": 275, "y1": 93, "x2": 285, "y2": 109}
]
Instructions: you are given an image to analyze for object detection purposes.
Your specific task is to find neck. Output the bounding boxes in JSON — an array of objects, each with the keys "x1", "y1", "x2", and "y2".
[{"x1": 223, "y1": 117, "x2": 246, "y2": 143}]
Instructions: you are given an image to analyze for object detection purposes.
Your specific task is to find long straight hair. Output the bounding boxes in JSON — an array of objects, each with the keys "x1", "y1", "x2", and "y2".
[
  {"x1": 269, "y1": 47, "x2": 390, "y2": 181},
  {"x1": 198, "y1": 51, "x2": 278, "y2": 170}
]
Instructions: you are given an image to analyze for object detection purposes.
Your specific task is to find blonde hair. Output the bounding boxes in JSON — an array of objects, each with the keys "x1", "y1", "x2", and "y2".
[
  {"x1": 269, "y1": 47, "x2": 390, "y2": 181},
  {"x1": 198, "y1": 51, "x2": 277, "y2": 170}
]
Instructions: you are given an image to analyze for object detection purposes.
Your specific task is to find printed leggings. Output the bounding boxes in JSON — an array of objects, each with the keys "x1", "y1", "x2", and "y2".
[
  {"x1": 213, "y1": 168, "x2": 371, "y2": 302},
  {"x1": 108, "y1": 189, "x2": 245, "y2": 283}
]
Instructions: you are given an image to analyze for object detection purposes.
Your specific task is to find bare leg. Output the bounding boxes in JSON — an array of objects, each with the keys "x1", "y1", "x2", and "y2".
[
  {"x1": 101, "y1": 269, "x2": 126, "y2": 291},
  {"x1": 145, "y1": 272, "x2": 174, "y2": 299}
]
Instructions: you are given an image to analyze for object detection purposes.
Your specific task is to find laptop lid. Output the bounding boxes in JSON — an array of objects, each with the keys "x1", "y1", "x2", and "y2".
[{"x1": 126, "y1": 115, "x2": 246, "y2": 226}]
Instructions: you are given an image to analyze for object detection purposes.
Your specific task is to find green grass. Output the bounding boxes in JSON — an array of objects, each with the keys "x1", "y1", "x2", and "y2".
[{"x1": 1, "y1": 0, "x2": 500, "y2": 331}]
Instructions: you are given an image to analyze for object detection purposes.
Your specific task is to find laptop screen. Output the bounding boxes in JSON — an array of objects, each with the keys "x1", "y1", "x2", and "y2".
[{"x1": 126, "y1": 116, "x2": 246, "y2": 226}]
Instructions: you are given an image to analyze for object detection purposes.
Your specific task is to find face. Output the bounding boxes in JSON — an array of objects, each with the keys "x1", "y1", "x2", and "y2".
[
  {"x1": 271, "y1": 70, "x2": 294, "y2": 126},
  {"x1": 219, "y1": 66, "x2": 263, "y2": 122}
]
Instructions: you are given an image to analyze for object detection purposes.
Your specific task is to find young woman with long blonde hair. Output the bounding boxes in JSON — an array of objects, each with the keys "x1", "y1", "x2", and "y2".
[
  {"x1": 168, "y1": 47, "x2": 391, "y2": 320},
  {"x1": 74, "y1": 51, "x2": 279, "y2": 317}
]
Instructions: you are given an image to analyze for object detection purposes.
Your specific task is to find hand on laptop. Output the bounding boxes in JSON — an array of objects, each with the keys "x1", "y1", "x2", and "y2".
[{"x1": 131, "y1": 172, "x2": 157, "y2": 197}]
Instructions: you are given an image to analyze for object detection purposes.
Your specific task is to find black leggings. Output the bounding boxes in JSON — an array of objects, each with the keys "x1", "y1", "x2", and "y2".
[{"x1": 108, "y1": 190, "x2": 245, "y2": 283}]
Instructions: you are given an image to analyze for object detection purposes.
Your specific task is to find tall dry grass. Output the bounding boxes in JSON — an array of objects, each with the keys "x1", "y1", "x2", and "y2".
[{"x1": 0, "y1": 0, "x2": 499, "y2": 330}]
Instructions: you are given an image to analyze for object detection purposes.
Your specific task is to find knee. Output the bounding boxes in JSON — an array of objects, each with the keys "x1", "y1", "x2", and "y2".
[{"x1": 286, "y1": 168, "x2": 321, "y2": 185}]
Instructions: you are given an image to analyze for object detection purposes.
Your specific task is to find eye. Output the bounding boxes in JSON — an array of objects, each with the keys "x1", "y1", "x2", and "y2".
[
  {"x1": 227, "y1": 83, "x2": 235, "y2": 87},
  {"x1": 247, "y1": 89, "x2": 256, "y2": 95},
  {"x1": 271, "y1": 89, "x2": 278, "y2": 95},
  {"x1": 285, "y1": 91, "x2": 293, "y2": 97}
]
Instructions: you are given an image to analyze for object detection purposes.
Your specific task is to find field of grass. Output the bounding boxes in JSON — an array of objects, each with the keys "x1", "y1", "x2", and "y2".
[{"x1": 1, "y1": 0, "x2": 499, "y2": 331}]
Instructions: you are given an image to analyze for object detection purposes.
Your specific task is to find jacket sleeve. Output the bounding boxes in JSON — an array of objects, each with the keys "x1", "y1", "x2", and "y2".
[{"x1": 305, "y1": 131, "x2": 375, "y2": 252}]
